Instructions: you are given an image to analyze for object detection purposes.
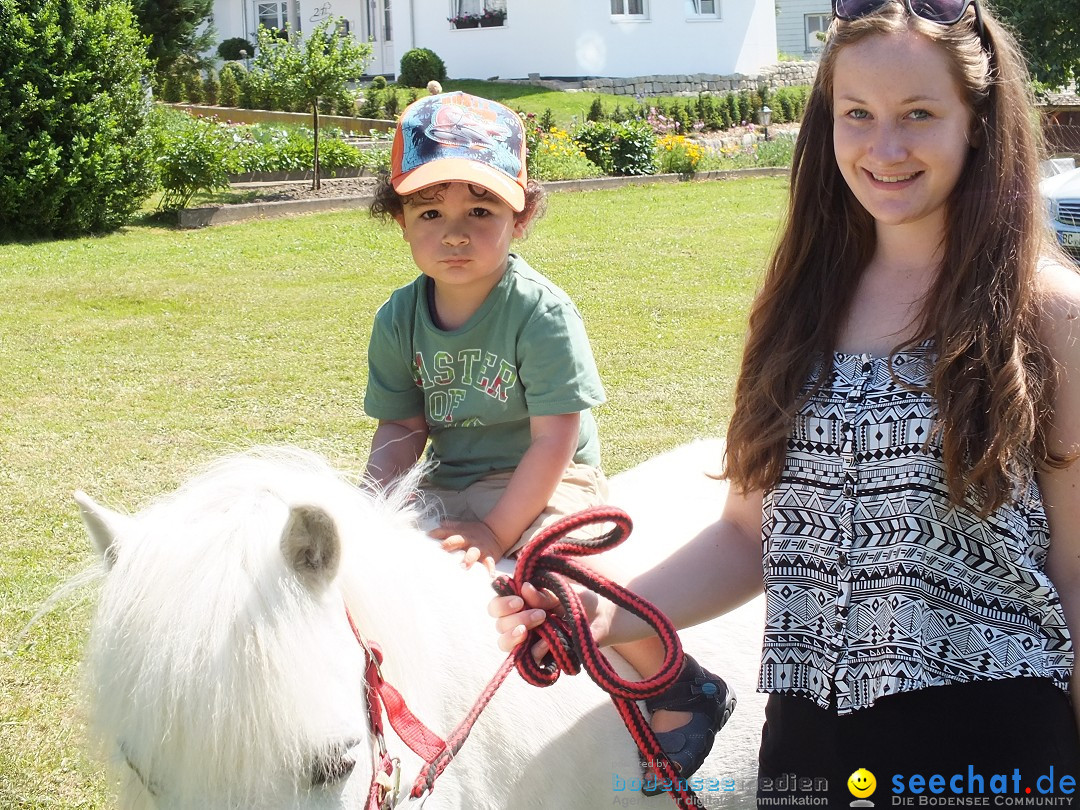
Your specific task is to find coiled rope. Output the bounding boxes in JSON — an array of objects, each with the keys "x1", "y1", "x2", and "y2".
[{"x1": 408, "y1": 506, "x2": 703, "y2": 808}]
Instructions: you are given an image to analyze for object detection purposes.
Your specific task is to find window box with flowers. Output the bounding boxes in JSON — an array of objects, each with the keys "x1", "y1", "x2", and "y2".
[
  {"x1": 448, "y1": 13, "x2": 480, "y2": 28},
  {"x1": 478, "y1": 8, "x2": 506, "y2": 26}
]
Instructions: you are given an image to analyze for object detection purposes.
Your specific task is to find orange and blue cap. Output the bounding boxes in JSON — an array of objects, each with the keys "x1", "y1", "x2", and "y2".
[{"x1": 390, "y1": 92, "x2": 528, "y2": 212}]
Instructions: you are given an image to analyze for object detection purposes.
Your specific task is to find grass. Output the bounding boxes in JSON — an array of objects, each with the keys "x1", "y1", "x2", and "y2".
[
  {"x1": 0, "y1": 176, "x2": 787, "y2": 808},
  {"x1": 390, "y1": 78, "x2": 700, "y2": 130}
]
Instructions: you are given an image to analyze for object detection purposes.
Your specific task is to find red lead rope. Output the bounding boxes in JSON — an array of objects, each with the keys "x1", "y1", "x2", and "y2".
[
  {"x1": 489, "y1": 506, "x2": 704, "y2": 809},
  {"x1": 355, "y1": 506, "x2": 703, "y2": 809}
]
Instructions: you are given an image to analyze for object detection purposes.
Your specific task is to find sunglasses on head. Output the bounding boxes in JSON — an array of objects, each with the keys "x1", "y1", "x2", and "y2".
[{"x1": 832, "y1": 0, "x2": 985, "y2": 42}]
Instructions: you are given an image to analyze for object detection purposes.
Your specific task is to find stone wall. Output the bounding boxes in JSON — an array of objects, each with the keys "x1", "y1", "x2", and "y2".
[{"x1": 515, "y1": 61, "x2": 819, "y2": 97}]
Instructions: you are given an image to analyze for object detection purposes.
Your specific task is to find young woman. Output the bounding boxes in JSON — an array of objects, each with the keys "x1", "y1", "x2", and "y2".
[{"x1": 492, "y1": 1, "x2": 1080, "y2": 803}]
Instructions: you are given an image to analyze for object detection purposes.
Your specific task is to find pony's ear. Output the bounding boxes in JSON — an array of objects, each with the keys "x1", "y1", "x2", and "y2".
[
  {"x1": 74, "y1": 490, "x2": 132, "y2": 570},
  {"x1": 280, "y1": 504, "x2": 341, "y2": 592}
]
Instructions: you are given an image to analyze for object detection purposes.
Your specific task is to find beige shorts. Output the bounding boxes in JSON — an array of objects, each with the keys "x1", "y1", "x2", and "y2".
[{"x1": 422, "y1": 462, "x2": 609, "y2": 557}]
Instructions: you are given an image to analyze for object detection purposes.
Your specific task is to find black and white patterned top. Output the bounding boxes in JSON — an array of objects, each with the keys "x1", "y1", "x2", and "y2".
[{"x1": 759, "y1": 342, "x2": 1074, "y2": 713}]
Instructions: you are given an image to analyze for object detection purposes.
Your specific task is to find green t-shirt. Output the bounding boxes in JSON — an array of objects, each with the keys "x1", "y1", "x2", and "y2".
[{"x1": 365, "y1": 254, "x2": 606, "y2": 489}]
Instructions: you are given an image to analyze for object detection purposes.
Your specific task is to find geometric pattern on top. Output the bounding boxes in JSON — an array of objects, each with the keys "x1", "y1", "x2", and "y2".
[{"x1": 759, "y1": 341, "x2": 1073, "y2": 713}]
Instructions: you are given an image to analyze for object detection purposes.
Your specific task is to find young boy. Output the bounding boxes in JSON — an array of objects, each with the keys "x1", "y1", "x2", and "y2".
[
  {"x1": 365, "y1": 92, "x2": 733, "y2": 789},
  {"x1": 364, "y1": 91, "x2": 607, "y2": 572}
]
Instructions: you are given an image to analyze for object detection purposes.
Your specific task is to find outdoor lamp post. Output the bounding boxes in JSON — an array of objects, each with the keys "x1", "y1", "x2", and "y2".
[{"x1": 758, "y1": 105, "x2": 772, "y2": 141}]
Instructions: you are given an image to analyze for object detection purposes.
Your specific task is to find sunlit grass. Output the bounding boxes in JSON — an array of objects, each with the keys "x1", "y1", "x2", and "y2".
[{"x1": 0, "y1": 176, "x2": 787, "y2": 808}]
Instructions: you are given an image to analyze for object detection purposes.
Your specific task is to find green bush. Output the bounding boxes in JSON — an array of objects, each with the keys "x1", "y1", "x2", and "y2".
[
  {"x1": 335, "y1": 89, "x2": 359, "y2": 116},
  {"x1": 220, "y1": 60, "x2": 247, "y2": 83},
  {"x1": 572, "y1": 119, "x2": 657, "y2": 176},
  {"x1": 245, "y1": 66, "x2": 280, "y2": 111},
  {"x1": 571, "y1": 120, "x2": 614, "y2": 174},
  {"x1": 217, "y1": 37, "x2": 254, "y2": 61},
  {"x1": 398, "y1": 47, "x2": 447, "y2": 88},
  {"x1": 725, "y1": 93, "x2": 739, "y2": 126},
  {"x1": 155, "y1": 118, "x2": 375, "y2": 177},
  {"x1": 157, "y1": 113, "x2": 233, "y2": 209},
  {"x1": 162, "y1": 72, "x2": 183, "y2": 103},
  {"x1": 219, "y1": 67, "x2": 241, "y2": 107},
  {"x1": 737, "y1": 91, "x2": 752, "y2": 125},
  {"x1": 370, "y1": 75, "x2": 388, "y2": 90},
  {"x1": 357, "y1": 86, "x2": 381, "y2": 119},
  {"x1": 238, "y1": 77, "x2": 255, "y2": 109},
  {"x1": 772, "y1": 86, "x2": 809, "y2": 124},
  {"x1": 609, "y1": 119, "x2": 657, "y2": 176},
  {"x1": 0, "y1": 0, "x2": 158, "y2": 236},
  {"x1": 183, "y1": 72, "x2": 205, "y2": 104},
  {"x1": 382, "y1": 90, "x2": 400, "y2": 119},
  {"x1": 203, "y1": 69, "x2": 220, "y2": 105}
]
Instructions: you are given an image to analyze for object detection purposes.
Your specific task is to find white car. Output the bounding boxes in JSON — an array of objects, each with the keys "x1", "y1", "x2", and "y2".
[{"x1": 1040, "y1": 160, "x2": 1080, "y2": 262}]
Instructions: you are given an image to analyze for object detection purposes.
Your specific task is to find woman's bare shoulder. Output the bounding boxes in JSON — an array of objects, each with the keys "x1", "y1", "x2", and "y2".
[{"x1": 1037, "y1": 259, "x2": 1080, "y2": 346}]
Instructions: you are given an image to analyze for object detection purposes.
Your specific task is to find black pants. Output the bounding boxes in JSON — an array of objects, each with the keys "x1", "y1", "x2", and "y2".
[{"x1": 757, "y1": 679, "x2": 1080, "y2": 807}]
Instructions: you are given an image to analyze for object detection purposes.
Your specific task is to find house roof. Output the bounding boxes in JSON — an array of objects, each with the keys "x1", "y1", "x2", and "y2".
[{"x1": 1044, "y1": 91, "x2": 1080, "y2": 109}]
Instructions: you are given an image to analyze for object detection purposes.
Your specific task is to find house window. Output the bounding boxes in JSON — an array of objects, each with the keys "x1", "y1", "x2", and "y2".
[
  {"x1": 450, "y1": 0, "x2": 506, "y2": 27},
  {"x1": 689, "y1": 0, "x2": 719, "y2": 17},
  {"x1": 255, "y1": 0, "x2": 287, "y2": 31},
  {"x1": 611, "y1": 0, "x2": 646, "y2": 17},
  {"x1": 805, "y1": 13, "x2": 829, "y2": 51}
]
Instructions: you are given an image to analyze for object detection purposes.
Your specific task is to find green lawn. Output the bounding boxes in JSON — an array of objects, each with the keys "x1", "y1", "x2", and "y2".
[
  {"x1": 393, "y1": 78, "x2": 694, "y2": 129},
  {"x1": 0, "y1": 176, "x2": 786, "y2": 808}
]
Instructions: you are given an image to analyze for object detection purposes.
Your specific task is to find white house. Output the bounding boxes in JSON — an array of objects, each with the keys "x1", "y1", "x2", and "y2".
[
  {"x1": 210, "y1": 0, "x2": 779, "y2": 81},
  {"x1": 774, "y1": 0, "x2": 830, "y2": 59}
]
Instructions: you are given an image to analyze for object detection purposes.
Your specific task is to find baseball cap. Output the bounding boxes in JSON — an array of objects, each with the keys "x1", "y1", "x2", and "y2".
[{"x1": 390, "y1": 92, "x2": 528, "y2": 212}]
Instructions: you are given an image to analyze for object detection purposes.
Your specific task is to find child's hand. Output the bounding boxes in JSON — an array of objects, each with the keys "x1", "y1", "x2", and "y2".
[{"x1": 429, "y1": 520, "x2": 506, "y2": 574}]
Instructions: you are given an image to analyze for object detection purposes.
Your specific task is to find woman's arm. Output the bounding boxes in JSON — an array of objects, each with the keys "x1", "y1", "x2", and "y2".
[
  {"x1": 1038, "y1": 262, "x2": 1080, "y2": 731},
  {"x1": 491, "y1": 483, "x2": 765, "y2": 650}
]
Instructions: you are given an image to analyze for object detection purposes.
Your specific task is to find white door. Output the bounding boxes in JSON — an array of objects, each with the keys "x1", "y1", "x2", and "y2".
[{"x1": 362, "y1": 0, "x2": 393, "y2": 75}]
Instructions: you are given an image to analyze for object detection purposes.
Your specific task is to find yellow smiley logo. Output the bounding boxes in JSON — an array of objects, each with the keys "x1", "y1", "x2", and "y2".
[{"x1": 848, "y1": 768, "x2": 877, "y2": 798}]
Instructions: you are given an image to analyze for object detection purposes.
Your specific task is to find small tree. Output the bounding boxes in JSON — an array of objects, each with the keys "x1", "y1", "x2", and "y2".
[
  {"x1": 203, "y1": 67, "x2": 220, "y2": 105},
  {"x1": 183, "y1": 71, "x2": 205, "y2": 104},
  {"x1": 252, "y1": 19, "x2": 370, "y2": 188},
  {"x1": 218, "y1": 69, "x2": 239, "y2": 107}
]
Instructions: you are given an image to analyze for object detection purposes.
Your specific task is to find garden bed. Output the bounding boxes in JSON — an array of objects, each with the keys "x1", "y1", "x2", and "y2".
[{"x1": 176, "y1": 168, "x2": 788, "y2": 228}]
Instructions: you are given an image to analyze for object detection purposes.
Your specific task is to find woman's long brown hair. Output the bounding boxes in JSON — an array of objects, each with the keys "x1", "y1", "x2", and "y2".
[{"x1": 724, "y1": 2, "x2": 1063, "y2": 514}]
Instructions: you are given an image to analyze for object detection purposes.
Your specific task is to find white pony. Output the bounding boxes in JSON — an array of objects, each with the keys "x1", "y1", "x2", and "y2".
[{"x1": 75, "y1": 439, "x2": 766, "y2": 809}]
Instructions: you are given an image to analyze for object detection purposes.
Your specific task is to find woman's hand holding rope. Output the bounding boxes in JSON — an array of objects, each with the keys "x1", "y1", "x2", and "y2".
[{"x1": 489, "y1": 582, "x2": 606, "y2": 661}]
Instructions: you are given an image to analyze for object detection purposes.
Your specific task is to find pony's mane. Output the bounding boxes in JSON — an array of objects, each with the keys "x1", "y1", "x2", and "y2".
[{"x1": 87, "y1": 447, "x2": 438, "y2": 806}]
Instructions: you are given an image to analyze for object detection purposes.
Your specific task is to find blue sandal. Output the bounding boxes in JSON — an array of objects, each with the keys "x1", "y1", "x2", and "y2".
[{"x1": 641, "y1": 654, "x2": 736, "y2": 795}]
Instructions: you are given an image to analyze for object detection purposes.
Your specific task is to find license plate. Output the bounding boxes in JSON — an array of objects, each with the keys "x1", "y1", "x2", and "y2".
[{"x1": 1063, "y1": 232, "x2": 1080, "y2": 248}]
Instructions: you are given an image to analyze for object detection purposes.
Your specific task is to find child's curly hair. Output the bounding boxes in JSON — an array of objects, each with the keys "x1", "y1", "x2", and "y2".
[{"x1": 369, "y1": 175, "x2": 548, "y2": 232}]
